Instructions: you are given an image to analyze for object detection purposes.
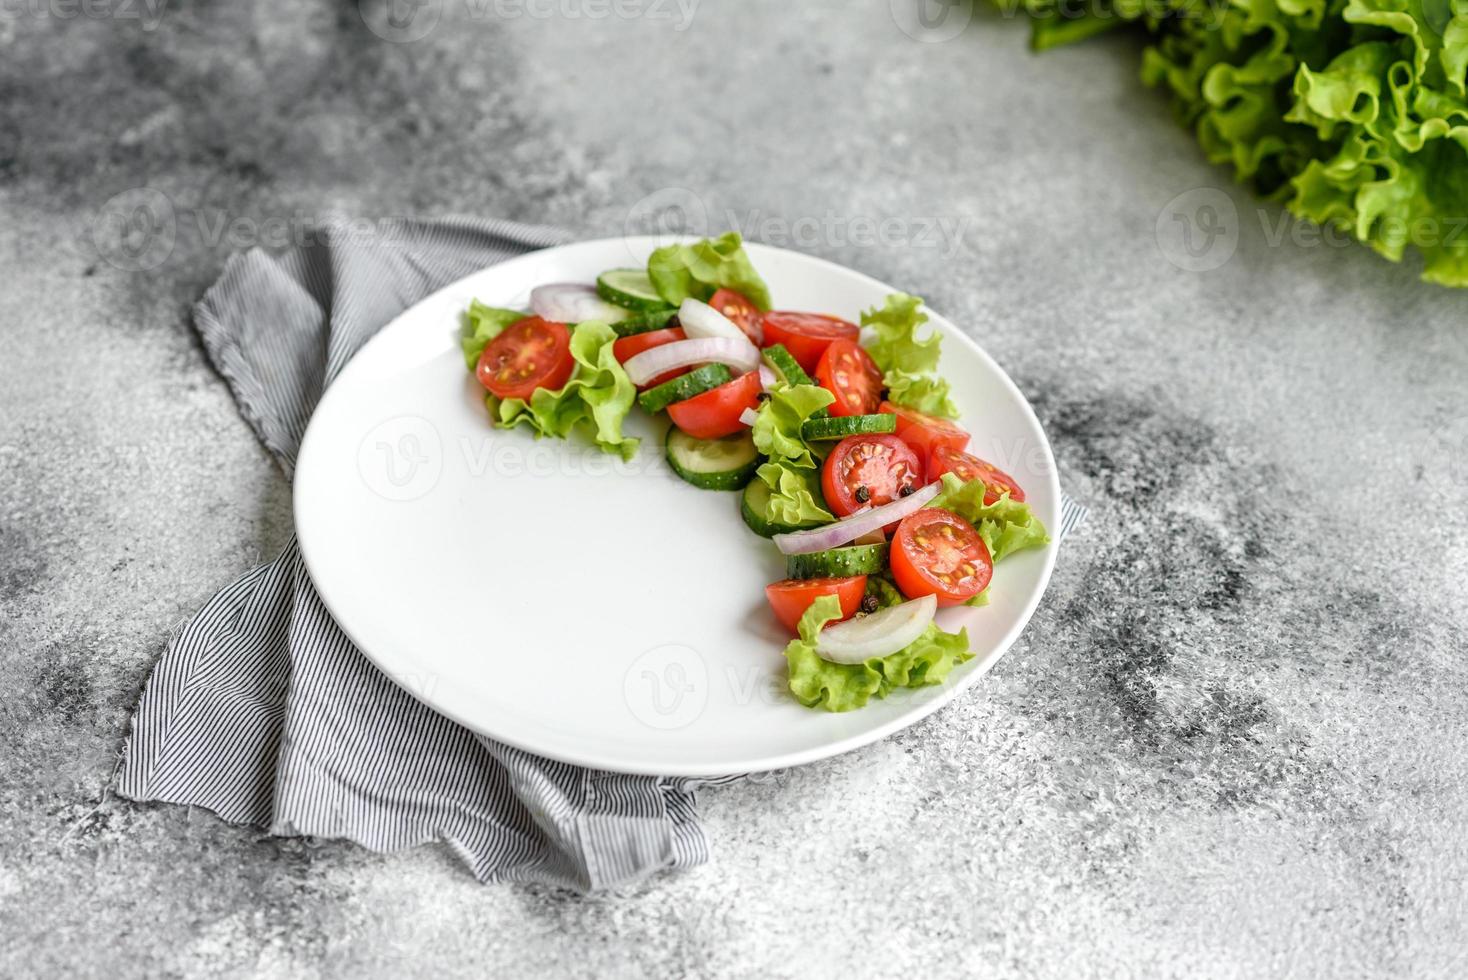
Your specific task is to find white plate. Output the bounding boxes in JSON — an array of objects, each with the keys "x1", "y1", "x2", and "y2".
[{"x1": 294, "y1": 238, "x2": 1060, "y2": 776}]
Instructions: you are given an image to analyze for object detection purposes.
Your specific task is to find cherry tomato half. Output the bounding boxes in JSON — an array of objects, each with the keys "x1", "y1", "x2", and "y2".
[
  {"x1": 761, "y1": 311, "x2": 859, "y2": 374},
  {"x1": 764, "y1": 576, "x2": 867, "y2": 634},
  {"x1": 613, "y1": 326, "x2": 687, "y2": 389},
  {"x1": 667, "y1": 370, "x2": 762, "y2": 440},
  {"x1": 929, "y1": 447, "x2": 1026, "y2": 504},
  {"x1": 882, "y1": 400, "x2": 970, "y2": 465},
  {"x1": 708, "y1": 288, "x2": 763, "y2": 345},
  {"x1": 890, "y1": 507, "x2": 992, "y2": 606},
  {"x1": 476, "y1": 316, "x2": 574, "y2": 400},
  {"x1": 816, "y1": 340, "x2": 884, "y2": 417},
  {"x1": 821, "y1": 433, "x2": 923, "y2": 518}
]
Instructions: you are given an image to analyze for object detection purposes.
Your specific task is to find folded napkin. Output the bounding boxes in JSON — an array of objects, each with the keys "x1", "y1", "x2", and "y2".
[{"x1": 117, "y1": 216, "x2": 1086, "y2": 892}]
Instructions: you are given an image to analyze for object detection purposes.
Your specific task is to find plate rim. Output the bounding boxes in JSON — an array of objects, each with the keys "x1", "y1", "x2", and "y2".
[{"x1": 295, "y1": 236, "x2": 1061, "y2": 776}]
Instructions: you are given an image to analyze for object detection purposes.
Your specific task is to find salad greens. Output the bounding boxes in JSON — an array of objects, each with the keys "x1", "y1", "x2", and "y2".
[
  {"x1": 784, "y1": 595, "x2": 973, "y2": 712},
  {"x1": 928, "y1": 472, "x2": 1051, "y2": 564},
  {"x1": 647, "y1": 231, "x2": 773, "y2": 310},
  {"x1": 1000, "y1": 0, "x2": 1468, "y2": 286},
  {"x1": 490, "y1": 320, "x2": 639, "y2": 461},
  {"x1": 748, "y1": 382, "x2": 838, "y2": 527},
  {"x1": 860, "y1": 293, "x2": 959, "y2": 418}
]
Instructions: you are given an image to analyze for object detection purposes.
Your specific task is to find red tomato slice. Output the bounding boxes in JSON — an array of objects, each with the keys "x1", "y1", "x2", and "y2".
[
  {"x1": 666, "y1": 370, "x2": 762, "y2": 440},
  {"x1": 708, "y1": 288, "x2": 763, "y2": 344},
  {"x1": 761, "y1": 312, "x2": 859, "y2": 374},
  {"x1": 816, "y1": 340, "x2": 884, "y2": 417},
  {"x1": 890, "y1": 507, "x2": 992, "y2": 606},
  {"x1": 929, "y1": 447, "x2": 1026, "y2": 504},
  {"x1": 613, "y1": 326, "x2": 687, "y2": 389},
  {"x1": 764, "y1": 576, "x2": 867, "y2": 634},
  {"x1": 821, "y1": 433, "x2": 923, "y2": 518},
  {"x1": 476, "y1": 316, "x2": 574, "y2": 400},
  {"x1": 882, "y1": 400, "x2": 970, "y2": 466}
]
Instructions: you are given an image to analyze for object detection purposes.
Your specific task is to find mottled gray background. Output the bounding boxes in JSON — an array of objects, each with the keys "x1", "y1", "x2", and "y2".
[{"x1": 3, "y1": 0, "x2": 1466, "y2": 977}]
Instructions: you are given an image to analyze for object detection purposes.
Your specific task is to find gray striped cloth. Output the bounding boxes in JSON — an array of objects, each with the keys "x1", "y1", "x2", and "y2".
[{"x1": 117, "y1": 216, "x2": 1087, "y2": 892}]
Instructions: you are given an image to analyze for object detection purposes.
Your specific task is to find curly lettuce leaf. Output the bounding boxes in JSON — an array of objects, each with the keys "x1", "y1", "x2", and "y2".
[
  {"x1": 490, "y1": 320, "x2": 639, "y2": 460},
  {"x1": 461, "y1": 302, "x2": 529, "y2": 370},
  {"x1": 754, "y1": 461, "x2": 833, "y2": 526},
  {"x1": 783, "y1": 595, "x2": 973, "y2": 712},
  {"x1": 860, "y1": 293, "x2": 960, "y2": 418},
  {"x1": 646, "y1": 232, "x2": 772, "y2": 310},
  {"x1": 928, "y1": 472, "x2": 1050, "y2": 563},
  {"x1": 750, "y1": 382, "x2": 835, "y2": 470}
]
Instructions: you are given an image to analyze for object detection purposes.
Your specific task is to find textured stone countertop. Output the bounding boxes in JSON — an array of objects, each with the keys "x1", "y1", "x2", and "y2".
[{"x1": 3, "y1": 2, "x2": 1466, "y2": 977}]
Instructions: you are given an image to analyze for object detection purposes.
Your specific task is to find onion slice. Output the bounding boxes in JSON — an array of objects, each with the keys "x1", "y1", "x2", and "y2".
[
  {"x1": 621, "y1": 337, "x2": 761, "y2": 386},
  {"x1": 738, "y1": 406, "x2": 760, "y2": 428},
  {"x1": 772, "y1": 481, "x2": 941, "y2": 555},
  {"x1": 679, "y1": 297, "x2": 748, "y2": 344},
  {"x1": 759, "y1": 363, "x2": 776, "y2": 391},
  {"x1": 816, "y1": 594, "x2": 937, "y2": 664},
  {"x1": 530, "y1": 283, "x2": 627, "y2": 324}
]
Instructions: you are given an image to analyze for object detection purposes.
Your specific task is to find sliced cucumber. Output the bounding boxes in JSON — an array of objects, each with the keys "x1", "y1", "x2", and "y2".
[
  {"x1": 637, "y1": 363, "x2": 733, "y2": 414},
  {"x1": 610, "y1": 307, "x2": 678, "y2": 337},
  {"x1": 786, "y1": 543, "x2": 890, "y2": 580},
  {"x1": 597, "y1": 269, "x2": 672, "y2": 312},
  {"x1": 741, "y1": 480, "x2": 809, "y2": 538},
  {"x1": 761, "y1": 344, "x2": 815, "y2": 387},
  {"x1": 666, "y1": 429, "x2": 758, "y2": 491},
  {"x1": 800, "y1": 413, "x2": 897, "y2": 441}
]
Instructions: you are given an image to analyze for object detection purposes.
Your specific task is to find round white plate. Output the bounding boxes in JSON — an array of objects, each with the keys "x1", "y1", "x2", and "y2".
[{"x1": 294, "y1": 237, "x2": 1060, "y2": 776}]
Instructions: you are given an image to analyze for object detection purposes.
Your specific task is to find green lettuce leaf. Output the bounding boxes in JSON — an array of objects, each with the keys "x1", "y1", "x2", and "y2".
[
  {"x1": 490, "y1": 320, "x2": 639, "y2": 460},
  {"x1": 754, "y1": 461, "x2": 833, "y2": 526},
  {"x1": 461, "y1": 302, "x2": 529, "y2": 369},
  {"x1": 928, "y1": 472, "x2": 1050, "y2": 563},
  {"x1": 646, "y1": 232, "x2": 772, "y2": 310},
  {"x1": 750, "y1": 382, "x2": 835, "y2": 470},
  {"x1": 860, "y1": 293, "x2": 960, "y2": 418},
  {"x1": 783, "y1": 595, "x2": 974, "y2": 712}
]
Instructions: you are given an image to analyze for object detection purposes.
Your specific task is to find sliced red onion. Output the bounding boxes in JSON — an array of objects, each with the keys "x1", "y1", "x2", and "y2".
[
  {"x1": 738, "y1": 406, "x2": 760, "y2": 428},
  {"x1": 759, "y1": 364, "x2": 776, "y2": 391},
  {"x1": 622, "y1": 337, "x2": 761, "y2": 386},
  {"x1": 816, "y1": 595, "x2": 937, "y2": 663},
  {"x1": 772, "y1": 481, "x2": 941, "y2": 555},
  {"x1": 530, "y1": 283, "x2": 627, "y2": 324},
  {"x1": 679, "y1": 297, "x2": 748, "y2": 344}
]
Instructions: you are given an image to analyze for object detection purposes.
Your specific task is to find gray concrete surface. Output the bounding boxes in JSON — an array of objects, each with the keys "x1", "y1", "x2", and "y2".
[{"x1": 3, "y1": 1, "x2": 1467, "y2": 977}]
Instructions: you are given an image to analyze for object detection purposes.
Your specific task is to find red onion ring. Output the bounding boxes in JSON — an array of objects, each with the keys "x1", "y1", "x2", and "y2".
[
  {"x1": 772, "y1": 481, "x2": 942, "y2": 555},
  {"x1": 622, "y1": 337, "x2": 761, "y2": 386}
]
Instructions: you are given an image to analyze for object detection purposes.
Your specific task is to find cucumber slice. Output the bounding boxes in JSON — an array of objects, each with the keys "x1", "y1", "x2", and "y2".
[
  {"x1": 597, "y1": 269, "x2": 672, "y2": 312},
  {"x1": 786, "y1": 543, "x2": 890, "y2": 580},
  {"x1": 800, "y1": 413, "x2": 897, "y2": 441},
  {"x1": 761, "y1": 344, "x2": 829, "y2": 419},
  {"x1": 637, "y1": 363, "x2": 733, "y2": 414},
  {"x1": 761, "y1": 344, "x2": 816, "y2": 387},
  {"x1": 741, "y1": 481, "x2": 809, "y2": 538},
  {"x1": 666, "y1": 429, "x2": 758, "y2": 491},
  {"x1": 610, "y1": 308, "x2": 678, "y2": 338}
]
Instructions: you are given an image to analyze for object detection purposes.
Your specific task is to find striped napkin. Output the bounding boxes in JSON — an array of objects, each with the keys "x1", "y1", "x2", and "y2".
[{"x1": 117, "y1": 217, "x2": 1085, "y2": 891}]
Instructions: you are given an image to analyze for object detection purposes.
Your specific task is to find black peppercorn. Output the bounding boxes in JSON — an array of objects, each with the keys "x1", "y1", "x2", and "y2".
[
  {"x1": 860, "y1": 595, "x2": 879, "y2": 614},
  {"x1": 899, "y1": 485, "x2": 914, "y2": 497},
  {"x1": 854, "y1": 485, "x2": 871, "y2": 503}
]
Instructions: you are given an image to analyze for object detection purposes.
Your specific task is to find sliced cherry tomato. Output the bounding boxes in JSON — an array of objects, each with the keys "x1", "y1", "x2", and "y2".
[
  {"x1": 476, "y1": 316, "x2": 574, "y2": 400},
  {"x1": 890, "y1": 507, "x2": 992, "y2": 606},
  {"x1": 929, "y1": 447, "x2": 1026, "y2": 504},
  {"x1": 764, "y1": 576, "x2": 867, "y2": 634},
  {"x1": 821, "y1": 433, "x2": 923, "y2": 519},
  {"x1": 816, "y1": 340, "x2": 884, "y2": 417},
  {"x1": 882, "y1": 400, "x2": 970, "y2": 465},
  {"x1": 666, "y1": 370, "x2": 762, "y2": 440},
  {"x1": 708, "y1": 288, "x2": 763, "y2": 344},
  {"x1": 613, "y1": 326, "x2": 687, "y2": 389},
  {"x1": 761, "y1": 312, "x2": 859, "y2": 374}
]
